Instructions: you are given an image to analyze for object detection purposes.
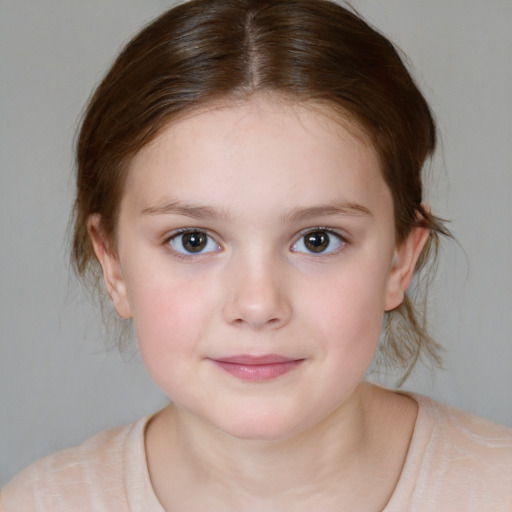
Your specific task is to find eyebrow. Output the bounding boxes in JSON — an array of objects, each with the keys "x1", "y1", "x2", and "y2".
[
  {"x1": 282, "y1": 203, "x2": 373, "y2": 222},
  {"x1": 141, "y1": 200, "x2": 233, "y2": 222},
  {"x1": 141, "y1": 200, "x2": 372, "y2": 223}
]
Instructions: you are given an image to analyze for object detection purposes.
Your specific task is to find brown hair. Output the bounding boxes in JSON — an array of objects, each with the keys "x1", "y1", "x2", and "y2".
[{"x1": 72, "y1": 0, "x2": 450, "y2": 381}]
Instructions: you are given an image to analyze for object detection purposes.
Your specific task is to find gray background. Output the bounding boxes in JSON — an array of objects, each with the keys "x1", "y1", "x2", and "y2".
[{"x1": 1, "y1": 0, "x2": 511, "y2": 486}]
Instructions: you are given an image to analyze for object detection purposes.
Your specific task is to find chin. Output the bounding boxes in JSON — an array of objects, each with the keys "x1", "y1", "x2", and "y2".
[{"x1": 210, "y1": 406, "x2": 314, "y2": 443}]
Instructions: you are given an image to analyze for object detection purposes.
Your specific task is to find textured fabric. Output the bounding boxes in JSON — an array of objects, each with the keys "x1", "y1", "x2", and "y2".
[
  {"x1": 1, "y1": 417, "x2": 163, "y2": 512},
  {"x1": 2, "y1": 394, "x2": 512, "y2": 511},
  {"x1": 385, "y1": 395, "x2": 512, "y2": 512}
]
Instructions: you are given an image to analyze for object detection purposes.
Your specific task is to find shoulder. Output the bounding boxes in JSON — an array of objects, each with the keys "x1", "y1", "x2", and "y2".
[
  {"x1": 416, "y1": 394, "x2": 512, "y2": 464},
  {"x1": 1, "y1": 417, "x2": 149, "y2": 512},
  {"x1": 393, "y1": 394, "x2": 512, "y2": 511}
]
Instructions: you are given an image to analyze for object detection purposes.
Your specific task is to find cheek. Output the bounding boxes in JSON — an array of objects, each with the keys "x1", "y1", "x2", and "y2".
[
  {"x1": 301, "y1": 265, "x2": 389, "y2": 360},
  {"x1": 126, "y1": 273, "x2": 218, "y2": 378}
]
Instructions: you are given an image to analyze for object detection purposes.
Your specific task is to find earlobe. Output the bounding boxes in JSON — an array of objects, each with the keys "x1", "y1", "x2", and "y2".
[
  {"x1": 384, "y1": 227, "x2": 430, "y2": 311},
  {"x1": 87, "y1": 214, "x2": 132, "y2": 319}
]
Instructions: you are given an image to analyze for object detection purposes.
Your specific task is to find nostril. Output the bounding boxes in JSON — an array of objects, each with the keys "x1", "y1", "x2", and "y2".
[
  {"x1": 228, "y1": 314, "x2": 287, "y2": 331},
  {"x1": 222, "y1": 274, "x2": 292, "y2": 329}
]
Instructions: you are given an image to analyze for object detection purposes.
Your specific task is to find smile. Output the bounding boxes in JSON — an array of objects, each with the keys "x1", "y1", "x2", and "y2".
[{"x1": 209, "y1": 355, "x2": 304, "y2": 381}]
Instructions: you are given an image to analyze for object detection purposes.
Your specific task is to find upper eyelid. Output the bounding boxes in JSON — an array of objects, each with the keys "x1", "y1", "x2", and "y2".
[
  {"x1": 164, "y1": 227, "x2": 220, "y2": 242},
  {"x1": 162, "y1": 226, "x2": 349, "y2": 246},
  {"x1": 293, "y1": 226, "x2": 348, "y2": 241}
]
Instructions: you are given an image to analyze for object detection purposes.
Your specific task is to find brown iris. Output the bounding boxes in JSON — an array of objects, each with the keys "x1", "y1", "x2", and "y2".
[
  {"x1": 304, "y1": 231, "x2": 330, "y2": 253},
  {"x1": 182, "y1": 231, "x2": 207, "y2": 252}
]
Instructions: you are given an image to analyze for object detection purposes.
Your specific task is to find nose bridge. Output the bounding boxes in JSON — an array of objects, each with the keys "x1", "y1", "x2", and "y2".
[{"x1": 223, "y1": 246, "x2": 291, "y2": 330}]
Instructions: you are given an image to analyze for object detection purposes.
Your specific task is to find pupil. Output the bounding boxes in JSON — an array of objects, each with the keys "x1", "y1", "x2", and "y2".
[
  {"x1": 305, "y1": 232, "x2": 329, "y2": 252},
  {"x1": 183, "y1": 232, "x2": 206, "y2": 252}
]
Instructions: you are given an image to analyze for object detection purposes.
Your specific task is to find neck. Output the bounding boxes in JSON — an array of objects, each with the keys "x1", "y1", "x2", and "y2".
[
  {"x1": 145, "y1": 383, "x2": 416, "y2": 511},
  {"x1": 176, "y1": 384, "x2": 367, "y2": 495}
]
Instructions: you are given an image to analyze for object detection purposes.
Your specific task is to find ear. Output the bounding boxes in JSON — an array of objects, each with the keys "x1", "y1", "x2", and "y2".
[
  {"x1": 87, "y1": 214, "x2": 132, "y2": 319},
  {"x1": 384, "y1": 226, "x2": 430, "y2": 311}
]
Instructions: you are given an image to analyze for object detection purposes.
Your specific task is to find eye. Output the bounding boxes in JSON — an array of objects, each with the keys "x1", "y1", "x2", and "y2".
[
  {"x1": 291, "y1": 229, "x2": 345, "y2": 254},
  {"x1": 169, "y1": 230, "x2": 221, "y2": 255}
]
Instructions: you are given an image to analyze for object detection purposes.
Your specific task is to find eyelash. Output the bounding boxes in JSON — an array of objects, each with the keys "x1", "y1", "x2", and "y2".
[
  {"x1": 164, "y1": 228, "x2": 222, "y2": 261},
  {"x1": 291, "y1": 227, "x2": 348, "y2": 256},
  {"x1": 163, "y1": 226, "x2": 349, "y2": 260}
]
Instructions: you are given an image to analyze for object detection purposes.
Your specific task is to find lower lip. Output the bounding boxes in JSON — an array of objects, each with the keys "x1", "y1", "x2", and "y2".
[{"x1": 211, "y1": 360, "x2": 303, "y2": 381}]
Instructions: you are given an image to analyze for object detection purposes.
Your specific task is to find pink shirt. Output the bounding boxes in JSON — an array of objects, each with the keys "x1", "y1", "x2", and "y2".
[{"x1": 2, "y1": 394, "x2": 512, "y2": 511}]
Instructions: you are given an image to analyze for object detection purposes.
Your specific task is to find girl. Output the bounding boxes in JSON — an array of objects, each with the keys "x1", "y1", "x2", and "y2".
[{"x1": 2, "y1": 0, "x2": 511, "y2": 510}]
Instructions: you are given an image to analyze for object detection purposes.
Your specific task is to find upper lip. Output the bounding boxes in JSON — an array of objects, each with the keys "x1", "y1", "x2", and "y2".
[{"x1": 210, "y1": 354, "x2": 302, "y2": 365}]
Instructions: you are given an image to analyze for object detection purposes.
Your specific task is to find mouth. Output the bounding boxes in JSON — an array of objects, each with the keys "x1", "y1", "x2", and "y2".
[{"x1": 209, "y1": 354, "x2": 304, "y2": 381}]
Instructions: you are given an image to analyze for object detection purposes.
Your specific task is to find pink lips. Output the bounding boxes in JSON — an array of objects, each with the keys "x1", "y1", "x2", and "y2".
[{"x1": 210, "y1": 354, "x2": 303, "y2": 381}]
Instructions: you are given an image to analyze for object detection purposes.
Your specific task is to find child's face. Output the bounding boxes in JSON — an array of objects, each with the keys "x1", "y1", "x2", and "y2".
[{"x1": 93, "y1": 96, "x2": 421, "y2": 440}]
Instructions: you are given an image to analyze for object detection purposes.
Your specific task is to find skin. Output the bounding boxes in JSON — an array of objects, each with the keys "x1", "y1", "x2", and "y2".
[{"x1": 90, "y1": 96, "x2": 428, "y2": 511}]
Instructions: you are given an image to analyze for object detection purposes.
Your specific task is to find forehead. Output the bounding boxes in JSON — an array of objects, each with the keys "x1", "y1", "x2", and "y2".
[
  {"x1": 161, "y1": 94, "x2": 373, "y2": 154},
  {"x1": 121, "y1": 96, "x2": 390, "y2": 219}
]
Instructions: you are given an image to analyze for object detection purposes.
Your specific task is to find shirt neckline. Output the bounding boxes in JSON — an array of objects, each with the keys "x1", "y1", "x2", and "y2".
[
  {"x1": 381, "y1": 392, "x2": 435, "y2": 511},
  {"x1": 128, "y1": 393, "x2": 435, "y2": 511}
]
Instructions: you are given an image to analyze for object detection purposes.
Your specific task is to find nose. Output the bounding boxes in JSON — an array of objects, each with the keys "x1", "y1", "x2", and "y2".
[{"x1": 222, "y1": 256, "x2": 292, "y2": 331}]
